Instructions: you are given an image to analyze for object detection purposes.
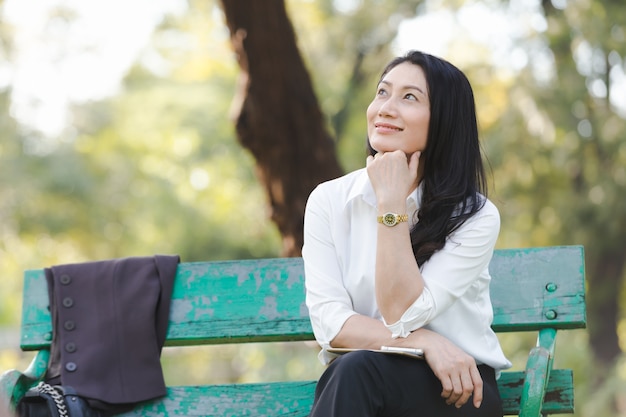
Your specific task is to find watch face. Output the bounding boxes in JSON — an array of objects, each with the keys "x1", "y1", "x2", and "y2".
[{"x1": 383, "y1": 213, "x2": 397, "y2": 226}]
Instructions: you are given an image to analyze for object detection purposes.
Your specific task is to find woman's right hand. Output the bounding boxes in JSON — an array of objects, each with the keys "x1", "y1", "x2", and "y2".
[
  {"x1": 366, "y1": 150, "x2": 420, "y2": 205},
  {"x1": 411, "y1": 330, "x2": 483, "y2": 409}
]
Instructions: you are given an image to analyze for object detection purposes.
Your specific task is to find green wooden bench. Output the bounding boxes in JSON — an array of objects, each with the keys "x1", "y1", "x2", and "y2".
[{"x1": 1, "y1": 245, "x2": 586, "y2": 416}]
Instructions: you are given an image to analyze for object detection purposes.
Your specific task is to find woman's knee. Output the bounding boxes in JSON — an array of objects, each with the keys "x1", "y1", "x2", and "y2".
[
  {"x1": 334, "y1": 350, "x2": 384, "y2": 372},
  {"x1": 320, "y1": 350, "x2": 388, "y2": 388}
]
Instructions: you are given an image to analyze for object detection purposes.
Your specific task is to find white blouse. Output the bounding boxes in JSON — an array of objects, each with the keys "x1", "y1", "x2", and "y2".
[{"x1": 302, "y1": 168, "x2": 512, "y2": 370}]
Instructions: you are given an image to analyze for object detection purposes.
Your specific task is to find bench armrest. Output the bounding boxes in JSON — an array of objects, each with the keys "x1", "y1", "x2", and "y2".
[
  {"x1": 0, "y1": 349, "x2": 50, "y2": 412},
  {"x1": 519, "y1": 328, "x2": 557, "y2": 417}
]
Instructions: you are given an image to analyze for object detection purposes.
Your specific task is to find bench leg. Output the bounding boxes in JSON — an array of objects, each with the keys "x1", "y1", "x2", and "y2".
[
  {"x1": 0, "y1": 349, "x2": 50, "y2": 413},
  {"x1": 519, "y1": 328, "x2": 557, "y2": 417}
]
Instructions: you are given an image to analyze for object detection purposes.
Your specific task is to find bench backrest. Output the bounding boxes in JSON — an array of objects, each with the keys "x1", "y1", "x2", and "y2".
[{"x1": 19, "y1": 245, "x2": 586, "y2": 350}]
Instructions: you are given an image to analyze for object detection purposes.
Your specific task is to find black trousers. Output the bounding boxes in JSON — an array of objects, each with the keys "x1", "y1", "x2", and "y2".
[{"x1": 309, "y1": 350, "x2": 503, "y2": 417}]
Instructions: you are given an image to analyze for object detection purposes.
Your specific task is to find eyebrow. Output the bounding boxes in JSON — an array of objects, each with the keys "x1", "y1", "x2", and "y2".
[{"x1": 380, "y1": 80, "x2": 427, "y2": 97}]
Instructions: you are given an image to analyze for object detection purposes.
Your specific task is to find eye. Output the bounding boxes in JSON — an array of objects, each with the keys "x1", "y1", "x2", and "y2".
[
  {"x1": 404, "y1": 93, "x2": 417, "y2": 101},
  {"x1": 376, "y1": 87, "x2": 388, "y2": 97}
]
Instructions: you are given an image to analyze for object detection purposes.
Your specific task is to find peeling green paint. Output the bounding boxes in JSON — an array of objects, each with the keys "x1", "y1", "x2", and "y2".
[{"x1": 1, "y1": 246, "x2": 586, "y2": 416}]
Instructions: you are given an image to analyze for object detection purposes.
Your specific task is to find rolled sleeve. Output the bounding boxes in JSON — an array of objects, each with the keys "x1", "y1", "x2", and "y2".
[
  {"x1": 386, "y1": 200, "x2": 501, "y2": 333},
  {"x1": 383, "y1": 287, "x2": 436, "y2": 338}
]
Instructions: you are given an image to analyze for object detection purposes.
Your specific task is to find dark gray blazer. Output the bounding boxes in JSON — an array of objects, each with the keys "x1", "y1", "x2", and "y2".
[{"x1": 44, "y1": 255, "x2": 179, "y2": 409}]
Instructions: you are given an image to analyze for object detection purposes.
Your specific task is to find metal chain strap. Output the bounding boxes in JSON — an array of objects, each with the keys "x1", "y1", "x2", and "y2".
[{"x1": 36, "y1": 382, "x2": 69, "y2": 417}]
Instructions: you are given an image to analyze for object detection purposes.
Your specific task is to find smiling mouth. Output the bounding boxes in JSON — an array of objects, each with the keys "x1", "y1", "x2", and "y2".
[{"x1": 375, "y1": 123, "x2": 403, "y2": 131}]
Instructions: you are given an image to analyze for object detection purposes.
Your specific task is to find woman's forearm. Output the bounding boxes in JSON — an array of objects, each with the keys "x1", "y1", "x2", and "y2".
[
  {"x1": 367, "y1": 151, "x2": 425, "y2": 324},
  {"x1": 331, "y1": 314, "x2": 430, "y2": 350},
  {"x1": 374, "y1": 208, "x2": 424, "y2": 323}
]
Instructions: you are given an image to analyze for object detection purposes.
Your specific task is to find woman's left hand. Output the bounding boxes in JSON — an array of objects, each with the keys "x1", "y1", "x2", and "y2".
[{"x1": 414, "y1": 331, "x2": 483, "y2": 409}]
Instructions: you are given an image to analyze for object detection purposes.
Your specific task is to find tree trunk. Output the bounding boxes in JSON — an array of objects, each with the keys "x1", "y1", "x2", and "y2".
[
  {"x1": 219, "y1": 0, "x2": 343, "y2": 257},
  {"x1": 587, "y1": 251, "x2": 625, "y2": 372}
]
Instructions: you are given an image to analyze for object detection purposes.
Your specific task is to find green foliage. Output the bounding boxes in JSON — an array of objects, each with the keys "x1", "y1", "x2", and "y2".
[
  {"x1": 463, "y1": 1, "x2": 626, "y2": 413},
  {"x1": 0, "y1": 1, "x2": 281, "y2": 367},
  {"x1": 2, "y1": 0, "x2": 625, "y2": 415},
  {"x1": 160, "y1": 342, "x2": 326, "y2": 386}
]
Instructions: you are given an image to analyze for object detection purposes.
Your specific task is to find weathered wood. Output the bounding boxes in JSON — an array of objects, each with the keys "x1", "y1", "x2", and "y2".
[
  {"x1": 500, "y1": 370, "x2": 574, "y2": 415},
  {"x1": 489, "y1": 246, "x2": 586, "y2": 332},
  {"x1": 18, "y1": 246, "x2": 587, "y2": 350},
  {"x1": 107, "y1": 370, "x2": 573, "y2": 416},
  {"x1": 3, "y1": 245, "x2": 586, "y2": 416}
]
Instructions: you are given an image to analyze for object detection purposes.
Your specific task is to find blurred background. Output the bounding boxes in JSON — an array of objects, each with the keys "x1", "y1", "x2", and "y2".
[{"x1": 0, "y1": 0, "x2": 624, "y2": 415}]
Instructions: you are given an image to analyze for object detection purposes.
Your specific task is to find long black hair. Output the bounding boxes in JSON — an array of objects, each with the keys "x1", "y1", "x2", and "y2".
[{"x1": 368, "y1": 51, "x2": 488, "y2": 266}]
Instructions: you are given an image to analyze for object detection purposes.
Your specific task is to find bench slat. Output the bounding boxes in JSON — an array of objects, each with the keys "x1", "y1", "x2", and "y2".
[
  {"x1": 167, "y1": 258, "x2": 311, "y2": 345},
  {"x1": 114, "y1": 370, "x2": 572, "y2": 416},
  {"x1": 489, "y1": 246, "x2": 586, "y2": 332},
  {"x1": 20, "y1": 246, "x2": 586, "y2": 350},
  {"x1": 500, "y1": 369, "x2": 574, "y2": 415}
]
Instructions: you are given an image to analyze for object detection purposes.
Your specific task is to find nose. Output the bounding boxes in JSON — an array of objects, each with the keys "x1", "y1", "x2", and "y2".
[{"x1": 378, "y1": 97, "x2": 398, "y2": 117}]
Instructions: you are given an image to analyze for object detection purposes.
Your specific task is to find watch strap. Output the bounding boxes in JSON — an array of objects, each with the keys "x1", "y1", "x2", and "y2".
[{"x1": 377, "y1": 212, "x2": 409, "y2": 227}]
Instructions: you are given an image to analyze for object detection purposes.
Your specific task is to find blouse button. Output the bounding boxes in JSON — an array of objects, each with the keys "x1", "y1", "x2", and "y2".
[{"x1": 62, "y1": 297, "x2": 74, "y2": 308}]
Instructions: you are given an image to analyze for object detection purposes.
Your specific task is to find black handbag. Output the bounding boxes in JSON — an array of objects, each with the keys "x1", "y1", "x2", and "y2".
[{"x1": 17, "y1": 382, "x2": 103, "y2": 417}]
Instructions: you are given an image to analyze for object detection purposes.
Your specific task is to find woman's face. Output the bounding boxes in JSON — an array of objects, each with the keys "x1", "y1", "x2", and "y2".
[{"x1": 367, "y1": 62, "x2": 430, "y2": 156}]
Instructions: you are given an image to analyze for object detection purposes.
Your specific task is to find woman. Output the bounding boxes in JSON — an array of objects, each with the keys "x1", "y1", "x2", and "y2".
[{"x1": 302, "y1": 50, "x2": 511, "y2": 417}]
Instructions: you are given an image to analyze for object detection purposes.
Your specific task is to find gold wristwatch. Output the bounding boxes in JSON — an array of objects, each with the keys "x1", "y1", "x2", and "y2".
[{"x1": 377, "y1": 212, "x2": 409, "y2": 227}]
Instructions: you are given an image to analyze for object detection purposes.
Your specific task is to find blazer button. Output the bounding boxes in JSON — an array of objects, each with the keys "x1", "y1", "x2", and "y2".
[
  {"x1": 62, "y1": 297, "x2": 74, "y2": 308},
  {"x1": 60, "y1": 274, "x2": 72, "y2": 285},
  {"x1": 65, "y1": 342, "x2": 77, "y2": 353},
  {"x1": 64, "y1": 320, "x2": 76, "y2": 331},
  {"x1": 65, "y1": 362, "x2": 77, "y2": 372}
]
